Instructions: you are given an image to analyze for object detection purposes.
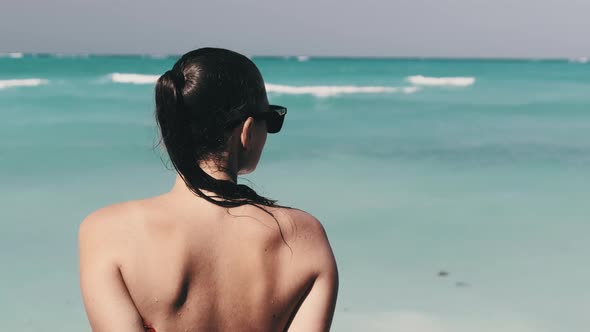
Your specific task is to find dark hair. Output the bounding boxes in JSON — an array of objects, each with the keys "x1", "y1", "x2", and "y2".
[{"x1": 155, "y1": 47, "x2": 280, "y2": 210}]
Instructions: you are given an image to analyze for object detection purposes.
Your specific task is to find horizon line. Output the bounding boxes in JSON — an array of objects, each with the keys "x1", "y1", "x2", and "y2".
[{"x1": 1, "y1": 52, "x2": 589, "y2": 61}]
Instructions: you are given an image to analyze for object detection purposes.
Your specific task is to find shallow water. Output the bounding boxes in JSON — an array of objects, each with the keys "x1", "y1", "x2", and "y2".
[{"x1": 1, "y1": 54, "x2": 589, "y2": 331}]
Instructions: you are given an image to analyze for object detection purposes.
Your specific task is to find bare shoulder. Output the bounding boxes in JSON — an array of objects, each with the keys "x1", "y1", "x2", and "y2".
[
  {"x1": 274, "y1": 207, "x2": 338, "y2": 276},
  {"x1": 80, "y1": 200, "x2": 142, "y2": 234},
  {"x1": 276, "y1": 208, "x2": 329, "y2": 240},
  {"x1": 78, "y1": 199, "x2": 152, "y2": 260}
]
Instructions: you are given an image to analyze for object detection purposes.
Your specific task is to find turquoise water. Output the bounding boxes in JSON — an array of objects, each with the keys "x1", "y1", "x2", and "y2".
[{"x1": 1, "y1": 54, "x2": 589, "y2": 331}]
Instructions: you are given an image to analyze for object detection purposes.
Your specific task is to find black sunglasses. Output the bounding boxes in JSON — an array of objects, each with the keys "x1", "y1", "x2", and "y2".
[
  {"x1": 227, "y1": 104, "x2": 287, "y2": 134},
  {"x1": 252, "y1": 105, "x2": 287, "y2": 134}
]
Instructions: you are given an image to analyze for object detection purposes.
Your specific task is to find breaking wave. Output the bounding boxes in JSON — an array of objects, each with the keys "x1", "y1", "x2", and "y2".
[
  {"x1": 569, "y1": 57, "x2": 589, "y2": 64},
  {"x1": 0, "y1": 52, "x2": 24, "y2": 59},
  {"x1": 0, "y1": 78, "x2": 48, "y2": 89},
  {"x1": 265, "y1": 83, "x2": 419, "y2": 97},
  {"x1": 109, "y1": 73, "x2": 160, "y2": 84},
  {"x1": 106, "y1": 75, "x2": 421, "y2": 97},
  {"x1": 406, "y1": 75, "x2": 475, "y2": 87}
]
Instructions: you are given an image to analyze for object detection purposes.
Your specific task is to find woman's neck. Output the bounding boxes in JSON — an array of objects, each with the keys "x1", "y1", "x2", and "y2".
[{"x1": 170, "y1": 156, "x2": 238, "y2": 196}]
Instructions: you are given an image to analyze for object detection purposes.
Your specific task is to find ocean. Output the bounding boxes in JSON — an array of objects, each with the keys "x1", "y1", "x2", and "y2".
[{"x1": 1, "y1": 53, "x2": 589, "y2": 331}]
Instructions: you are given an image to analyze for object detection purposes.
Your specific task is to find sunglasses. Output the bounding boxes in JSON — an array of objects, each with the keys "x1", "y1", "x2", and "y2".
[
  {"x1": 252, "y1": 105, "x2": 287, "y2": 134},
  {"x1": 227, "y1": 104, "x2": 287, "y2": 134}
]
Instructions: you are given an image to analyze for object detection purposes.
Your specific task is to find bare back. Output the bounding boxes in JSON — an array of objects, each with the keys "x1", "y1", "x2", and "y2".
[{"x1": 79, "y1": 193, "x2": 338, "y2": 332}]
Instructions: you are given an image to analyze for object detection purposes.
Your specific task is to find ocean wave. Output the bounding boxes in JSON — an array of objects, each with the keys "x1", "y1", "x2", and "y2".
[
  {"x1": 265, "y1": 83, "x2": 419, "y2": 97},
  {"x1": 109, "y1": 73, "x2": 420, "y2": 97},
  {"x1": 0, "y1": 52, "x2": 24, "y2": 59},
  {"x1": 569, "y1": 57, "x2": 589, "y2": 64},
  {"x1": 406, "y1": 75, "x2": 475, "y2": 87},
  {"x1": 106, "y1": 75, "x2": 420, "y2": 97},
  {"x1": 51, "y1": 53, "x2": 90, "y2": 58},
  {"x1": 109, "y1": 73, "x2": 160, "y2": 84},
  {"x1": 297, "y1": 55, "x2": 310, "y2": 62},
  {"x1": 141, "y1": 54, "x2": 173, "y2": 59},
  {"x1": 0, "y1": 78, "x2": 48, "y2": 89}
]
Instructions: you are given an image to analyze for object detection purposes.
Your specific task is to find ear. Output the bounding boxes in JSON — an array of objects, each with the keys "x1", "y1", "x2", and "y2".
[{"x1": 240, "y1": 116, "x2": 255, "y2": 151}]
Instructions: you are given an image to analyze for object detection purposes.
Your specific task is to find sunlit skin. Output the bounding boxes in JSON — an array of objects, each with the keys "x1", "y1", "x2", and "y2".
[{"x1": 79, "y1": 94, "x2": 338, "y2": 331}]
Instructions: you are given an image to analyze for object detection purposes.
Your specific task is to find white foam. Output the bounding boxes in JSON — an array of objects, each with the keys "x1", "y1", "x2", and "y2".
[
  {"x1": 52, "y1": 53, "x2": 90, "y2": 58},
  {"x1": 297, "y1": 55, "x2": 310, "y2": 62},
  {"x1": 407, "y1": 75, "x2": 475, "y2": 87},
  {"x1": 106, "y1": 74, "x2": 421, "y2": 97},
  {"x1": 265, "y1": 83, "x2": 419, "y2": 97},
  {"x1": 401, "y1": 86, "x2": 420, "y2": 94},
  {"x1": 142, "y1": 54, "x2": 170, "y2": 59},
  {"x1": 109, "y1": 73, "x2": 160, "y2": 84},
  {"x1": 0, "y1": 52, "x2": 24, "y2": 59},
  {"x1": 0, "y1": 78, "x2": 48, "y2": 89},
  {"x1": 569, "y1": 56, "x2": 589, "y2": 64}
]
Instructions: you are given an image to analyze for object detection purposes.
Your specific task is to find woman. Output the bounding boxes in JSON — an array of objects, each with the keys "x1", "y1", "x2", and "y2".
[{"x1": 79, "y1": 48, "x2": 338, "y2": 332}]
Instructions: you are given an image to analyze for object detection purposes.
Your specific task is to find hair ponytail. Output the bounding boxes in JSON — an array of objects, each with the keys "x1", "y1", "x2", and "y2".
[{"x1": 155, "y1": 50, "x2": 282, "y2": 211}]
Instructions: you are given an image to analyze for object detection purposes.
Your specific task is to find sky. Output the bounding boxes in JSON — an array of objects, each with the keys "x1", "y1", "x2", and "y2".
[{"x1": 1, "y1": 0, "x2": 589, "y2": 58}]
